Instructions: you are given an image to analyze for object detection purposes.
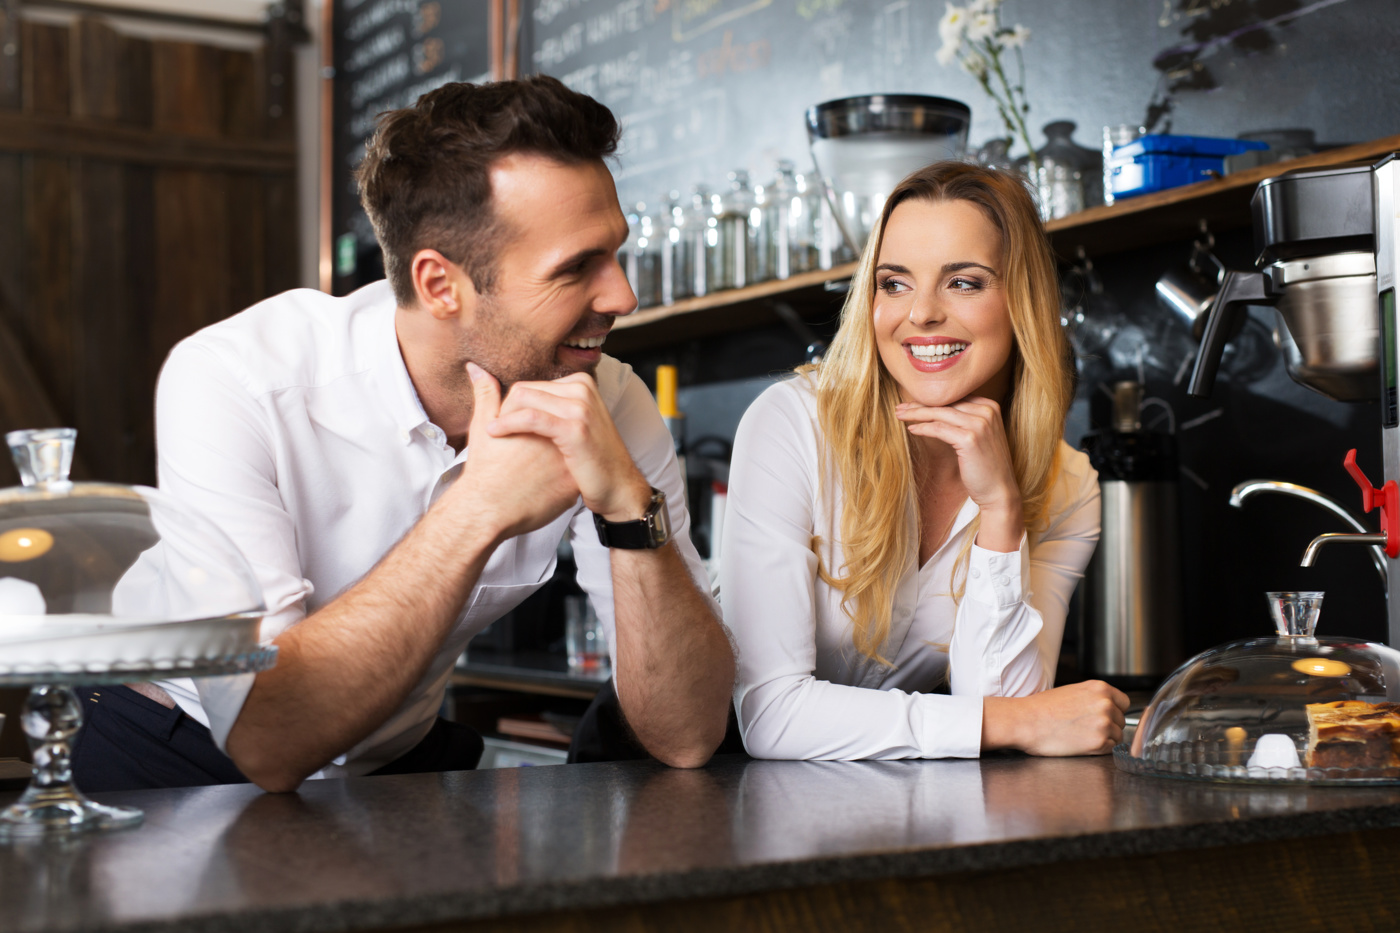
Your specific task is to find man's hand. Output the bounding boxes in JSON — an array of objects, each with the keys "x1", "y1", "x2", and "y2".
[
  {"x1": 459, "y1": 363, "x2": 583, "y2": 541},
  {"x1": 484, "y1": 370, "x2": 733, "y2": 768},
  {"x1": 486, "y1": 372, "x2": 652, "y2": 521}
]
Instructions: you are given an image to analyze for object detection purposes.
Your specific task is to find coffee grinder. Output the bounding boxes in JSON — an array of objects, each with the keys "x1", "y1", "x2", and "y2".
[{"x1": 1189, "y1": 155, "x2": 1400, "y2": 644}]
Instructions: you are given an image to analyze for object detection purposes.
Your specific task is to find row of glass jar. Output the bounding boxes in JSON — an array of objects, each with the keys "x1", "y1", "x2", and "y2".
[{"x1": 620, "y1": 159, "x2": 857, "y2": 310}]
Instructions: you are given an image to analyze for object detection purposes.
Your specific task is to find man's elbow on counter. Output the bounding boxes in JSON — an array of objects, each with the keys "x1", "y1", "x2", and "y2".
[
  {"x1": 641, "y1": 707, "x2": 731, "y2": 769},
  {"x1": 652, "y1": 745, "x2": 715, "y2": 769},
  {"x1": 227, "y1": 733, "x2": 313, "y2": 794}
]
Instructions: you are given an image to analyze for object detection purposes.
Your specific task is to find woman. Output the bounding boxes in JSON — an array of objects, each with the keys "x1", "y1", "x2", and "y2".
[{"x1": 722, "y1": 161, "x2": 1127, "y2": 760}]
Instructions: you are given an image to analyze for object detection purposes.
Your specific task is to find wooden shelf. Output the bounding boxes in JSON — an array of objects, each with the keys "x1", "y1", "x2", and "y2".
[
  {"x1": 1044, "y1": 133, "x2": 1400, "y2": 259},
  {"x1": 607, "y1": 134, "x2": 1400, "y2": 351},
  {"x1": 607, "y1": 261, "x2": 856, "y2": 354}
]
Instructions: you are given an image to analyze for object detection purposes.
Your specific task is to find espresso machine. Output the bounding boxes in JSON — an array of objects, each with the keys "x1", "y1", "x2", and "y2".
[{"x1": 1189, "y1": 154, "x2": 1400, "y2": 644}]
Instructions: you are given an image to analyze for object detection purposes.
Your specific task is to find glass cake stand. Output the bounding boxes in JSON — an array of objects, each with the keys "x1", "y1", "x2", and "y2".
[
  {"x1": 0, "y1": 427, "x2": 273, "y2": 838},
  {"x1": 1116, "y1": 591, "x2": 1400, "y2": 785},
  {"x1": 0, "y1": 646, "x2": 276, "y2": 838}
]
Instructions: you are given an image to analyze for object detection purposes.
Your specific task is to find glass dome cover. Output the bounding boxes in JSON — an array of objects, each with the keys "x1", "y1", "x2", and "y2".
[
  {"x1": 1117, "y1": 592, "x2": 1400, "y2": 784},
  {"x1": 0, "y1": 428, "x2": 266, "y2": 677}
]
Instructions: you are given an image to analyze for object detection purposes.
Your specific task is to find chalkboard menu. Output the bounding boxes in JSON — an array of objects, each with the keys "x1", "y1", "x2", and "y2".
[
  {"x1": 520, "y1": 0, "x2": 934, "y2": 214},
  {"x1": 330, "y1": 0, "x2": 493, "y2": 295}
]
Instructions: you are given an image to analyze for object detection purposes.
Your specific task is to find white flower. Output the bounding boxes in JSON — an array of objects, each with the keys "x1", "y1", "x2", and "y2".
[
  {"x1": 966, "y1": 11, "x2": 996, "y2": 41},
  {"x1": 969, "y1": 0, "x2": 1002, "y2": 10},
  {"x1": 1002, "y1": 24, "x2": 1032, "y2": 48},
  {"x1": 962, "y1": 51, "x2": 988, "y2": 79},
  {"x1": 939, "y1": 3, "x2": 967, "y2": 42},
  {"x1": 936, "y1": 38, "x2": 961, "y2": 66}
]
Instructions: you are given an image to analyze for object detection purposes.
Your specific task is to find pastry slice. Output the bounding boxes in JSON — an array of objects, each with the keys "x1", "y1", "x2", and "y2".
[{"x1": 1305, "y1": 700, "x2": 1400, "y2": 769}]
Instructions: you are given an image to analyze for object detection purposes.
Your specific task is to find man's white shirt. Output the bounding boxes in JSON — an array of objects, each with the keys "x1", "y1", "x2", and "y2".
[{"x1": 153, "y1": 279, "x2": 708, "y2": 777}]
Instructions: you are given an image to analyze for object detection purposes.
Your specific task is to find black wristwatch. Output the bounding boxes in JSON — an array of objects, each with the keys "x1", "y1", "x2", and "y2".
[{"x1": 593, "y1": 487, "x2": 671, "y2": 549}]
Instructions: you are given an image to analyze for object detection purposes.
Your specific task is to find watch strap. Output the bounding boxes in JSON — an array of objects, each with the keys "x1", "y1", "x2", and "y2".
[{"x1": 593, "y1": 488, "x2": 670, "y2": 549}]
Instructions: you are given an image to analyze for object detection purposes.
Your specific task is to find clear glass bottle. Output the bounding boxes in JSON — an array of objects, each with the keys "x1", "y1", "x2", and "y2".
[
  {"x1": 975, "y1": 137, "x2": 1016, "y2": 172},
  {"x1": 760, "y1": 160, "x2": 799, "y2": 281},
  {"x1": 1027, "y1": 120, "x2": 1102, "y2": 219},
  {"x1": 620, "y1": 201, "x2": 662, "y2": 310},
  {"x1": 688, "y1": 184, "x2": 714, "y2": 299},
  {"x1": 659, "y1": 191, "x2": 696, "y2": 306},
  {"x1": 712, "y1": 170, "x2": 756, "y2": 290},
  {"x1": 792, "y1": 166, "x2": 829, "y2": 272},
  {"x1": 1102, "y1": 123, "x2": 1145, "y2": 206}
]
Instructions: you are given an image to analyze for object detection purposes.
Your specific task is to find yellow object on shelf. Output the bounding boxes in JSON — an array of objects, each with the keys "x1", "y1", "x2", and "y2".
[{"x1": 655, "y1": 365, "x2": 680, "y2": 418}]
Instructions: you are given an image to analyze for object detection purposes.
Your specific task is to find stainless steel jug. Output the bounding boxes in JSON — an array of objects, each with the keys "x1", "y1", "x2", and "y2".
[{"x1": 1080, "y1": 382, "x2": 1184, "y2": 687}]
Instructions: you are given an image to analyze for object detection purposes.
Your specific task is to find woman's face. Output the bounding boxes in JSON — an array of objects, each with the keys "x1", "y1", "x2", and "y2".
[{"x1": 872, "y1": 197, "x2": 1014, "y2": 408}]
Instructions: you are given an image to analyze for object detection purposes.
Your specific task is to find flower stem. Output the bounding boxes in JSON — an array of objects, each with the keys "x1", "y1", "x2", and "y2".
[{"x1": 985, "y1": 38, "x2": 1038, "y2": 175}]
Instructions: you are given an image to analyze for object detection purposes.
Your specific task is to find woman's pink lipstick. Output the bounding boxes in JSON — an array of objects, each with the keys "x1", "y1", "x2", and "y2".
[{"x1": 903, "y1": 337, "x2": 969, "y2": 373}]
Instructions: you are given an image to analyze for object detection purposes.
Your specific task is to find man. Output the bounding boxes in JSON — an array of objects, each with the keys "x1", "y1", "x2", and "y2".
[{"x1": 73, "y1": 77, "x2": 735, "y2": 792}]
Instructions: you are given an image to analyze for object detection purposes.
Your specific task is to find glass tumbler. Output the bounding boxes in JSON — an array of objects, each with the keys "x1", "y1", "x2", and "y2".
[{"x1": 565, "y1": 595, "x2": 609, "y2": 674}]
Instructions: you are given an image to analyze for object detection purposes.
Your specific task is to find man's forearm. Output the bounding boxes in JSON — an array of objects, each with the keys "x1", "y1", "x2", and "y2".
[
  {"x1": 611, "y1": 544, "x2": 734, "y2": 768},
  {"x1": 227, "y1": 504, "x2": 500, "y2": 791}
]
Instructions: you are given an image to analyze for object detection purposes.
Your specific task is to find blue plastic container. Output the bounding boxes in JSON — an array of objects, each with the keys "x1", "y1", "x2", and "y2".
[{"x1": 1109, "y1": 134, "x2": 1268, "y2": 199}]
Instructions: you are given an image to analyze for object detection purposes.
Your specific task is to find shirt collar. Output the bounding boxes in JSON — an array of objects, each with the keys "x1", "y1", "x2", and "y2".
[{"x1": 369, "y1": 293, "x2": 432, "y2": 444}]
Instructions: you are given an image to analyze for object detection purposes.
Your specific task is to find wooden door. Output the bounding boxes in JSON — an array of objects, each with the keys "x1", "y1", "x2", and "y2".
[{"x1": 0, "y1": 12, "x2": 299, "y2": 487}]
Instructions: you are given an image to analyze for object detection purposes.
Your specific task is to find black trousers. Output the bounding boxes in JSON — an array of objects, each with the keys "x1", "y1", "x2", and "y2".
[
  {"x1": 71, "y1": 685, "x2": 483, "y2": 792},
  {"x1": 568, "y1": 678, "x2": 746, "y2": 763}
]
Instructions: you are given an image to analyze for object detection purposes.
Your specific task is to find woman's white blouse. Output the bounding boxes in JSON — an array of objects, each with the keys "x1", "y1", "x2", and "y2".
[{"x1": 721, "y1": 377, "x2": 1101, "y2": 760}]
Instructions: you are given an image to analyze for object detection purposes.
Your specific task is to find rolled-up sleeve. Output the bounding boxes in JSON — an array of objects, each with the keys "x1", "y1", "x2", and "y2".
[
  {"x1": 723, "y1": 382, "x2": 986, "y2": 761},
  {"x1": 154, "y1": 340, "x2": 315, "y2": 749}
]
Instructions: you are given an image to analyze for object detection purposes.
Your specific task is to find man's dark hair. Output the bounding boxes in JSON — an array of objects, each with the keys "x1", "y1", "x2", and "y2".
[{"x1": 356, "y1": 76, "x2": 622, "y2": 304}]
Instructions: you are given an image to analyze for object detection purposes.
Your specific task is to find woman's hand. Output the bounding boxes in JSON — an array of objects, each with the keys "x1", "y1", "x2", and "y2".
[
  {"x1": 895, "y1": 396, "x2": 1022, "y2": 551},
  {"x1": 981, "y1": 681, "x2": 1130, "y2": 756}
]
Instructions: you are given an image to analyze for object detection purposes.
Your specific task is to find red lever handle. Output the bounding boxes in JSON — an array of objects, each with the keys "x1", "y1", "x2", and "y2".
[{"x1": 1343, "y1": 449, "x2": 1400, "y2": 558}]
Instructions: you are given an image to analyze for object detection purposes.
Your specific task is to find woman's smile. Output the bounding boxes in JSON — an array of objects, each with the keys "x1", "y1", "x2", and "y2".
[{"x1": 904, "y1": 337, "x2": 970, "y2": 372}]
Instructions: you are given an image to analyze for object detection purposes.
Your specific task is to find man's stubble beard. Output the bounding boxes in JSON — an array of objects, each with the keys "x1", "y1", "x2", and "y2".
[{"x1": 442, "y1": 295, "x2": 600, "y2": 409}]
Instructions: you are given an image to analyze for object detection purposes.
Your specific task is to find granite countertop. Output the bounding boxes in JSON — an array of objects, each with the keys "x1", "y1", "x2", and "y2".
[{"x1": 6, "y1": 752, "x2": 1400, "y2": 933}]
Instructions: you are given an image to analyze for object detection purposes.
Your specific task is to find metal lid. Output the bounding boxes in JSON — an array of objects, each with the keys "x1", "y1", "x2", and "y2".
[
  {"x1": 805, "y1": 95, "x2": 971, "y2": 140},
  {"x1": 1252, "y1": 162, "x2": 1377, "y2": 265}
]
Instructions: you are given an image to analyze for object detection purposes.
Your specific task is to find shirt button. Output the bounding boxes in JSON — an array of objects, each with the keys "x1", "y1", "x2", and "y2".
[
  {"x1": 399, "y1": 429, "x2": 411, "y2": 443},
  {"x1": 995, "y1": 574, "x2": 1011, "y2": 587},
  {"x1": 969, "y1": 569, "x2": 981, "y2": 579}
]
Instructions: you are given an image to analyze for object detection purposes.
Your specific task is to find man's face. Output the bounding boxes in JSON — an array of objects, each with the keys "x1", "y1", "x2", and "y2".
[{"x1": 443, "y1": 153, "x2": 635, "y2": 394}]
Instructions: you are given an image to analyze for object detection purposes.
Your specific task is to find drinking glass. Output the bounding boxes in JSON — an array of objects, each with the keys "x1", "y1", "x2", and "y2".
[{"x1": 565, "y1": 595, "x2": 609, "y2": 674}]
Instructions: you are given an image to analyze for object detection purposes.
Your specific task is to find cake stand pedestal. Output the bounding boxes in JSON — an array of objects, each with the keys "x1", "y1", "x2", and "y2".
[{"x1": 0, "y1": 647, "x2": 277, "y2": 839}]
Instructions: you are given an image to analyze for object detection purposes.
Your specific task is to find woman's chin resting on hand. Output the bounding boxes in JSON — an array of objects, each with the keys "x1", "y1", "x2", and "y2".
[{"x1": 982, "y1": 681, "x2": 1130, "y2": 756}]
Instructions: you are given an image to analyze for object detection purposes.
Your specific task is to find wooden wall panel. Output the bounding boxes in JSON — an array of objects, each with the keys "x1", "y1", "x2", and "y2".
[
  {"x1": 22, "y1": 22, "x2": 69, "y2": 116},
  {"x1": 151, "y1": 41, "x2": 223, "y2": 137},
  {"x1": 154, "y1": 168, "x2": 230, "y2": 356},
  {"x1": 0, "y1": 154, "x2": 24, "y2": 329},
  {"x1": 23, "y1": 156, "x2": 74, "y2": 425},
  {"x1": 264, "y1": 172, "x2": 299, "y2": 296},
  {"x1": 119, "y1": 35, "x2": 153, "y2": 128},
  {"x1": 73, "y1": 159, "x2": 136, "y2": 481},
  {"x1": 221, "y1": 50, "x2": 260, "y2": 140},
  {"x1": 73, "y1": 19, "x2": 123, "y2": 121},
  {"x1": 227, "y1": 172, "x2": 266, "y2": 314},
  {"x1": 124, "y1": 163, "x2": 157, "y2": 483}
]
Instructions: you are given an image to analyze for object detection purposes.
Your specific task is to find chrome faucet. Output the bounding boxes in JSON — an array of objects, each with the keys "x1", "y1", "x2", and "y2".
[{"x1": 1229, "y1": 480, "x2": 1387, "y2": 589}]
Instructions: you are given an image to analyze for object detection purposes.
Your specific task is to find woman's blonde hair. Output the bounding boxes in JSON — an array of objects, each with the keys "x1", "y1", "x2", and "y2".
[{"x1": 809, "y1": 161, "x2": 1072, "y2": 663}]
